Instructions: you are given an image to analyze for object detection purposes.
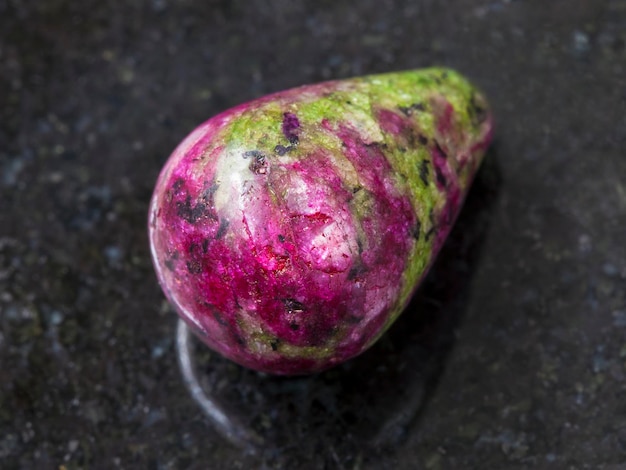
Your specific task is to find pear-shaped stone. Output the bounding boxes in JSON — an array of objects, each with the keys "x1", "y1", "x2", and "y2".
[{"x1": 149, "y1": 68, "x2": 492, "y2": 375}]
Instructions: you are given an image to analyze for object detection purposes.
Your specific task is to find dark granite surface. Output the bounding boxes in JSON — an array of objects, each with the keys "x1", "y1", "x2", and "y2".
[{"x1": 1, "y1": 0, "x2": 625, "y2": 468}]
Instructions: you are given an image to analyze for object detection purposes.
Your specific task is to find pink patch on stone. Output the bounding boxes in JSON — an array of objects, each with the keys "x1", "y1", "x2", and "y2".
[{"x1": 376, "y1": 109, "x2": 409, "y2": 136}]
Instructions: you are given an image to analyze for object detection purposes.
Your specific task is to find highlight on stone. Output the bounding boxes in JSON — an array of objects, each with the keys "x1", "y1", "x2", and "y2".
[{"x1": 148, "y1": 68, "x2": 493, "y2": 375}]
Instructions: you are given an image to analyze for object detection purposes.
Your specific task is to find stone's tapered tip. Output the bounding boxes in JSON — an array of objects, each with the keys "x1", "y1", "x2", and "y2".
[{"x1": 149, "y1": 68, "x2": 492, "y2": 375}]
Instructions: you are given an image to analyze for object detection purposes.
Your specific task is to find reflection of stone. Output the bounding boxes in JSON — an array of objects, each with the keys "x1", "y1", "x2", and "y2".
[{"x1": 177, "y1": 320, "x2": 264, "y2": 453}]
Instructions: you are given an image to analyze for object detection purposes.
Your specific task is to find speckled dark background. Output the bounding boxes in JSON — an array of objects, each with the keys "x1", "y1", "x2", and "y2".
[{"x1": 1, "y1": 0, "x2": 625, "y2": 469}]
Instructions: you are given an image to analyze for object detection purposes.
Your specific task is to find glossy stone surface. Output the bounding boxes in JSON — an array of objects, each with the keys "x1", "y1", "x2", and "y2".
[{"x1": 149, "y1": 69, "x2": 492, "y2": 374}]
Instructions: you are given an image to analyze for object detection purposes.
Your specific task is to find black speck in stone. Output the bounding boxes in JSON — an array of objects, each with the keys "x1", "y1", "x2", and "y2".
[
  {"x1": 172, "y1": 178, "x2": 185, "y2": 193},
  {"x1": 348, "y1": 263, "x2": 367, "y2": 280},
  {"x1": 244, "y1": 150, "x2": 267, "y2": 174},
  {"x1": 213, "y1": 311, "x2": 228, "y2": 326},
  {"x1": 200, "y1": 182, "x2": 220, "y2": 203},
  {"x1": 434, "y1": 140, "x2": 447, "y2": 159},
  {"x1": 243, "y1": 150, "x2": 264, "y2": 160},
  {"x1": 419, "y1": 160, "x2": 429, "y2": 185},
  {"x1": 176, "y1": 196, "x2": 210, "y2": 224},
  {"x1": 425, "y1": 226, "x2": 436, "y2": 241},
  {"x1": 274, "y1": 144, "x2": 295, "y2": 155},
  {"x1": 283, "y1": 298, "x2": 305, "y2": 313},
  {"x1": 435, "y1": 165, "x2": 447, "y2": 187},
  {"x1": 412, "y1": 218, "x2": 421, "y2": 240},
  {"x1": 399, "y1": 103, "x2": 426, "y2": 116},
  {"x1": 215, "y1": 219, "x2": 229, "y2": 239},
  {"x1": 186, "y1": 260, "x2": 202, "y2": 274},
  {"x1": 191, "y1": 202, "x2": 207, "y2": 220}
]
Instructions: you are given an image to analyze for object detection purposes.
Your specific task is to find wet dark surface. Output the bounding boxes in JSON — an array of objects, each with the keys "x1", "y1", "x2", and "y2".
[{"x1": 1, "y1": 1, "x2": 625, "y2": 468}]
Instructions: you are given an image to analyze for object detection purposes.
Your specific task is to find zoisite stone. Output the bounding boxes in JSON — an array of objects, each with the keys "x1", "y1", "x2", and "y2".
[{"x1": 149, "y1": 68, "x2": 493, "y2": 375}]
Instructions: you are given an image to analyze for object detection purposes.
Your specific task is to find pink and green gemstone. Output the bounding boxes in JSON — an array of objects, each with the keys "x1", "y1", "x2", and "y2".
[{"x1": 149, "y1": 68, "x2": 493, "y2": 375}]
